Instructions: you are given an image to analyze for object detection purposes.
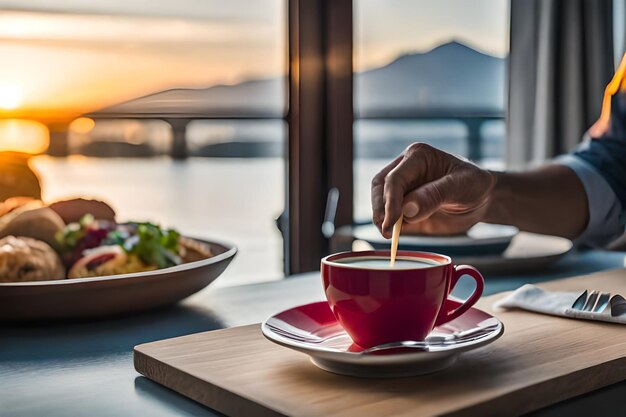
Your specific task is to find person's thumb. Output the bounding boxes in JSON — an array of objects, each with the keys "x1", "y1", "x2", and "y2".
[{"x1": 402, "y1": 177, "x2": 453, "y2": 224}]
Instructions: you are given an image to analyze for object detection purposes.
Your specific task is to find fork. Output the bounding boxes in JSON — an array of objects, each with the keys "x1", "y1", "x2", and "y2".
[{"x1": 571, "y1": 290, "x2": 611, "y2": 313}]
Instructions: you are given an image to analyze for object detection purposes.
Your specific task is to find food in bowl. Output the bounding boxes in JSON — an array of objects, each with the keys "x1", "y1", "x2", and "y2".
[
  {"x1": 0, "y1": 207, "x2": 66, "y2": 248},
  {"x1": 67, "y1": 245, "x2": 154, "y2": 278},
  {"x1": 0, "y1": 236, "x2": 65, "y2": 282},
  {"x1": 0, "y1": 197, "x2": 45, "y2": 228},
  {"x1": 0, "y1": 197, "x2": 214, "y2": 282},
  {"x1": 57, "y1": 215, "x2": 213, "y2": 279}
]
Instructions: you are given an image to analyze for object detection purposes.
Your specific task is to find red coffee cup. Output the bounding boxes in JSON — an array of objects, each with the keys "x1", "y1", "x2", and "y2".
[{"x1": 321, "y1": 250, "x2": 484, "y2": 348}]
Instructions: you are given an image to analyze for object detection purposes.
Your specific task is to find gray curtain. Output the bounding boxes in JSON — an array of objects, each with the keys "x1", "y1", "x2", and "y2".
[{"x1": 507, "y1": 0, "x2": 614, "y2": 169}]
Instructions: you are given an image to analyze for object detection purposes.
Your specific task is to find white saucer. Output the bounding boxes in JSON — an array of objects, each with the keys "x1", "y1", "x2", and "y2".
[{"x1": 262, "y1": 301, "x2": 504, "y2": 378}]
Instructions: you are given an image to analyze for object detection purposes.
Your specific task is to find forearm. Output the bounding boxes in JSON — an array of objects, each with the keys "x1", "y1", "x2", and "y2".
[{"x1": 483, "y1": 164, "x2": 589, "y2": 239}]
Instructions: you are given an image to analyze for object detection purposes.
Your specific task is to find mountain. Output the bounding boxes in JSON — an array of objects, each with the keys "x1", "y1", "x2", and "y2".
[
  {"x1": 91, "y1": 41, "x2": 505, "y2": 118},
  {"x1": 92, "y1": 77, "x2": 286, "y2": 117},
  {"x1": 356, "y1": 41, "x2": 505, "y2": 116}
]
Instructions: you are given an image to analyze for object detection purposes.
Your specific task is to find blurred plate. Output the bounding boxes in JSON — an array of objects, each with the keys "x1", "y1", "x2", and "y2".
[
  {"x1": 351, "y1": 231, "x2": 573, "y2": 274},
  {"x1": 0, "y1": 238, "x2": 236, "y2": 322},
  {"x1": 353, "y1": 222, "x2": 519, "y2": 256},
  {"x1": 453, "y1": 232, "x2": 573, "y2": 273}
]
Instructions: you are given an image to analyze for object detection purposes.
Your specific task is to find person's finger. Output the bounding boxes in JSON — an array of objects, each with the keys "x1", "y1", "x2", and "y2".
[
  {"x1": 401, "y1": 215, "x2": 440, "y2": 235},
  {"x1": 381, "y1": 170, "x2": 405, "y2": 237},
  {"x1": 401, "y1": 211, "x2": 476, "y2": 236},
  {"x1": 371, "y1": 155, "x2": 402, "y2": 232},
  {"x1": 388, "y1": 144, "x2": 435, "y2": 190},
  {"x1": 402, "y1": 175, "x2": 457, "y2": 224},
  {"x1": 381, "y1": 160, "x2": 417, "y2": 236},
  {"x1": 380, "y1": 145, "x2": 438, "y2": 235},
  {"x1": 402, "y1": 200, "x2": 420, "y2": 219}
]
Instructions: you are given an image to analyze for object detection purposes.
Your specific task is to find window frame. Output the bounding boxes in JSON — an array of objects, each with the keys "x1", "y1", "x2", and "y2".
[{"x1": 286, "y1": 0, "x2": 354, "y2": 274}]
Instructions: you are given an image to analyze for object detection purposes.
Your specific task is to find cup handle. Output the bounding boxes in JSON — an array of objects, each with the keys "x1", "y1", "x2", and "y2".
[{"x1": 435, "y1": 265, "x2": 484, "y2": 326}]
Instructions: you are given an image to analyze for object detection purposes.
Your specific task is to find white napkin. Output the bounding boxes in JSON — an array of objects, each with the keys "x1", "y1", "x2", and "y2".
[{"x1": 493, "y1": 284, "x2": 626, "y2": 324}]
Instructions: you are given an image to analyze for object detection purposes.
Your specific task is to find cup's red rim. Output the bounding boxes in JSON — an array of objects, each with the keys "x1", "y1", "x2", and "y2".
[{"x1": 321, "y1": 250, "x2": 452, "y2": 271}]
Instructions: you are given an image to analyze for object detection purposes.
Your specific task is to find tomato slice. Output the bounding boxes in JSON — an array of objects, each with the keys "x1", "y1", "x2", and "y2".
[{"x1": 85, "y1": 253, "x2": 116, "y2": 271}]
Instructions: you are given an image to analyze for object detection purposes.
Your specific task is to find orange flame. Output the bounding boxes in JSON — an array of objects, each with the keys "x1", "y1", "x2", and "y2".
[{"x1": 589, "y1": 53, "x2": 626, "y2": 138}]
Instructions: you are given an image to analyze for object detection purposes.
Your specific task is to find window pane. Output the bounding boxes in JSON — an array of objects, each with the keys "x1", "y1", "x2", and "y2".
[
  {"x1": 3, "y1": 1, "x2": 287, "y2": 286},
  {"x1": 0, "y1": 1, "x2": 285, "y2": 119},
  {"x1": 480, "y1": 119, "x2": 507, "y2": 165},
  {"x1": 354, "y1": 0, "x2": 509, "y2": 221}
]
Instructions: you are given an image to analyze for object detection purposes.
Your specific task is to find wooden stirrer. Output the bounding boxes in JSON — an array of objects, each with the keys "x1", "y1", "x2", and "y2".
[{"x1": 390, "y1": 215, "x2": 403, "y2": 267}]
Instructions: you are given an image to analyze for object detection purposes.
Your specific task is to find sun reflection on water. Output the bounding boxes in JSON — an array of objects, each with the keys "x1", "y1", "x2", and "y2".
[{"x1": 0, "y1": 119, "x2": 49, "y2": 154}]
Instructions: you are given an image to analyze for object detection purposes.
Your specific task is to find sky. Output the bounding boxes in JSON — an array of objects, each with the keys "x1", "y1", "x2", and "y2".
[
  {"x1": 356, "y1": 0, "x2": 509, "y2": 70},
  {"x1": 0, "y1": 0, "x2": 509, "y2": 121}
]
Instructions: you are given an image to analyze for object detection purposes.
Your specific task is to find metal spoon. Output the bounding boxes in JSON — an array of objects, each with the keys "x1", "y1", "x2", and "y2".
[{"x1": 360, "y1": 320, "x2": 500, "y2": 354}]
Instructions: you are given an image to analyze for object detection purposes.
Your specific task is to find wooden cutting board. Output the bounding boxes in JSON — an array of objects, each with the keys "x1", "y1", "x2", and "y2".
[{"x1": 134, "y1": 269, "x2": 626, "y2": 417}]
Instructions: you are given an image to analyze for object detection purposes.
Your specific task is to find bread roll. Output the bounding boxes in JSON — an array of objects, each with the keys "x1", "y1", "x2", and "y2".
[
  {"x1": 0, "y1": 199, "x2": 45, "y2": 230},
  {"x1": 0, "y1": 236, "x2": 65, "y2": 282},
  {"x1": 48, "y1": 198, "x2": 116, "y2": 223},
  {"x1": 0, "y1": 207, "x2": 65, "y2": 248},
  {"x1": 0, "y1": 197, "x2": 40, "y2": 217}
]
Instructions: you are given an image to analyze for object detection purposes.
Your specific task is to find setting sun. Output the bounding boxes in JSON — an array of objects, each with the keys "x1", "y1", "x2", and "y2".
[{"x1": 0, "y1": 85, "x2": 22, "y2": 110}]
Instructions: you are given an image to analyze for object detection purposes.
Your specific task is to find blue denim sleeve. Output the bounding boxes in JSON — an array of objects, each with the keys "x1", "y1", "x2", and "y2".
[
  {"x1": 555, "y1": 148, "x2": 625, "y2": 247},
  {"x1": 553, "y1": 72, "x2": 626, "y2": 246},
  {"x1": 574, "y1": 136, "x2": 626, "y2": 206}
]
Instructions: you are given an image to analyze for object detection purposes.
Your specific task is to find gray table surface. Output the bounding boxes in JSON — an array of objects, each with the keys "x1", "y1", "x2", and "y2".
[{"x1": 2, "y1": 250, "x2": 626, "y2": 417}]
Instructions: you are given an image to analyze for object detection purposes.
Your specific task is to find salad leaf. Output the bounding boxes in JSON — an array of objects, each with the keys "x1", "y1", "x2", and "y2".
[
  {"x1": 56, "y1": 215, "x2": 181, "y2": 269},
  {"x1": 123, "y1": 222, "x2": 181, "y2": 268}
]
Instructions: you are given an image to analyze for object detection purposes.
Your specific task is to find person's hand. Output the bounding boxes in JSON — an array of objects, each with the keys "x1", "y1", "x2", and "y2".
[{"x1": 371, "y1": 143, "x2": 496, "y2": 238}]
